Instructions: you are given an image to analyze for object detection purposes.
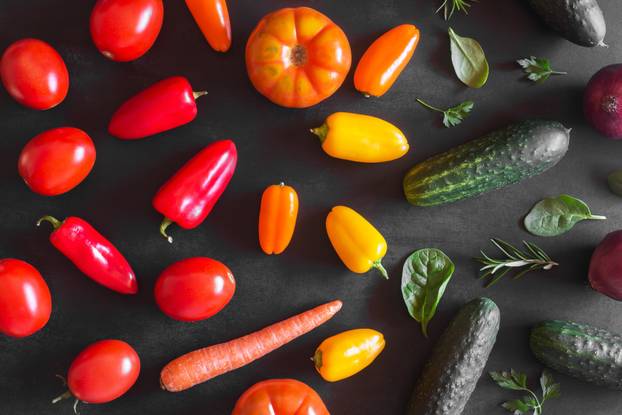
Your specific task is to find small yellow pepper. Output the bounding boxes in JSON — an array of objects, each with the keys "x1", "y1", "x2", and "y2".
[
  {"x1": 313, "y1": 328, "x2": 385, "y2": 382},
  {"x1": 311, "y1": 112, "x2": 409, "y2": 163},
  {"x1": 326, "y1": 205, "x2": 388, "y2": 278}
]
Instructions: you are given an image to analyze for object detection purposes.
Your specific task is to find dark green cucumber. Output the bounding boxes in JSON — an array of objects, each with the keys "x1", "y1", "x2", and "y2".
[
  {"x1": 530, "y1": 320, "x2": 622, "y2": 390},
  {"x1": 408, "y1": 298, "x2": 500, "y2": 415},
  {"x1": 528, "y1": 0, "x2": 606, "y2": 47},
  {"x1": 403, "y1": 120, "x2": 570, "y2": 207}
]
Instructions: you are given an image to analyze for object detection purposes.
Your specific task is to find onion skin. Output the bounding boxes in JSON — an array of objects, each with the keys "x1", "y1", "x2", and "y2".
[
  {"x1": 584, "y1": 64, "x2": 622, "y2": 139},
  {"x1": 589, "y1": 230, "x2": 622, "y2": 301}
]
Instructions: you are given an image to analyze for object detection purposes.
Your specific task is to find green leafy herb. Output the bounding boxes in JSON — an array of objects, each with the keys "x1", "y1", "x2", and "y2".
[
  {"x1": 436, "y1": 0, "x2": 477, "y2": 20},
  {"x1": 449, "y1": 27, "x2": 489, "y2": 88},
  {"x1": 416, "y1": 99, "x2": 474, "y2": 127},
  {"x1": 476, "y1": 239, "x2": 558, "y2": 287},
  {"x1": 401, "y1": 248, "x2": 455, "y2": 337},
  {"x1": 524, "y1": 195, "x2": 606, "y2": 237},
  {"x1": 490, "y1": 369, "x2": 561, "y2": 415},
  {"x1": 607, "y1": 170, "x2": 622, "y2": 196},
  {"x1": 517, "y1": 56, "x2": 567, "y2": 83}
]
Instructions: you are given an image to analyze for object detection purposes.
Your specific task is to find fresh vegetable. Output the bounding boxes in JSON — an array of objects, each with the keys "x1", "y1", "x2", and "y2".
[
  {"x1": 313, "y1": 328, "x2": 385, "y2": 382},
  {"x1": 448, "y1": 28, "x2": 489, "y2": 88},
  {"x1": 232, "y1": 379, "x2": 329, "y2": 415},
  {"x1": 154, "y1": 257, "x2": 235, "y2": 322},
  {"x1": 584, "y1": 64, "x2": 622, "y2": 139},
  {"x1": 185, "y1": 0, "x2": 231, "y2": 52},
  {"x1": 608, "y1": 170, "x2": 622, "y2": 196},
  {"x1": 326, "y1": 206, "x2": 388, "y2": 279},
  {"x1": 517, "y1": 56, "x2": 567, "y2": 83},
  {"x1": 527, "y1": 0, "x2": 606, "y2": 47},
  {"x1": 37, "y1": 215, "x2": 137, "y2": 294},
  {"x1": 403, "y1": 120, "x2": 571, "y2": 206},
  {"x1": 18, "y1": 127, "x2": 96, "y2": 196},
  {"x1": 0, "y1": 259, "x2": 51, "y2": 338},
  {"x1": 160, "y1": 300, "x2": 342, "y2": 391},
  {"x1": 524, "y1": 195, "x2": 606, "y2": 237},
  {"x1": 530, "y1": 320, "x2": 622, "y2": 390},
  {"x1": 437, "y1": 0, "x2": 476, "y2": 20},
  {"x1": 588, "y1": 230, "x2": 622, "y2": 300},
  {"x1": 490, "y1": 369, "x2": 560, "y2": 415},
  {"x1": 90, "y1": 0, "x2": 164, "y2": 61},
  {"x1": 153, "y1": 139, "x2": 237, "y2": 242},
  {"x1": 0, "y1": 38, "x2": 68, "y2": 110},
  {"x1": 416, "y1": 99, "x2": 474, "y2": 128},
  {"x1": 353, "y1": 24, "x2": 420, "y2": 97},
  {"x1": 402, "y1": 248, "x2": 455, "y2": 336},
  {"x1": 408, "y1": 298, "x2": 500, "y2": 415},
  {"x1": 477, "y1": 239, "x2": 558, "y2": 288},
  {"x1": 246, "y1": 7, "x2": 351, "y2": 108},
  {"x1": 53, "y1": 339, "x2": 140, "y2": 410},
  {"x1": 311, "y1": 112, "x2": 409, "y2": 163},
  {"x1": 258, "y1": 183, "x2": 299, "y2": 255},
  {"x1": 108, "y1": 76, "x2": 207, "y2": 140}
]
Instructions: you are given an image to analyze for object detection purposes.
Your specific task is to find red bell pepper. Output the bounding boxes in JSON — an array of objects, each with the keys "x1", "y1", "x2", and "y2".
[
  {"x1": 153, "y1": 139, "x2": 237, "y2": 242},
  {"x1": 37, "y1": 215, "x2": 138, "y2": 294},
  {"x1": 108, "y1": 76, "x2": 207, "y2": 140}
]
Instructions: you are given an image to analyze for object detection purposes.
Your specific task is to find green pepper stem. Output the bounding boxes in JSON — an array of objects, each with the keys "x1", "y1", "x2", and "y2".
[
  {"x1": 193, "y1": 91, "x2": 208, "y2": 100},
  {"x1": 373, "y1": 260, "x2": 389, "y2": 279},
  {"x1": 310, "y1": 124, "x2": 329, "y2": 144},
  {"x1": 160, "y1": 218, "x2": 174, "y2": 243},
  {"x1": 37, "y1": 215, "x2": 62, "y2": 230}
]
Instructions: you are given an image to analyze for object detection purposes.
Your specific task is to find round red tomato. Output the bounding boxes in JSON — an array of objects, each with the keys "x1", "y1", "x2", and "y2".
[
  {"x1": 0, "y1": 258, "x2": 52, "y2": 338},
  {"x1": 67, "y1": 339, "x2": 140, "y2": 404},
  {"x1": 0, "y1": 39, "x2": 69, "y2": 110},
  {"x1": 232, "y1": 379, "x2": 330, "y2": 415},
  {"x1": 18, "y1": 127, "x2": 96, "y2": 196},
  {"x1": 90, "y1": 0, "x2": 164, "y2": 62},
  {"x1": 154, "y1": 257, "x2": 235, "y2": 322}
]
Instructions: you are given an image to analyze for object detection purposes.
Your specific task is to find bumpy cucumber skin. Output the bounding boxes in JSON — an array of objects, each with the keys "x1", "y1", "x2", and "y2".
[
  {"x1": 528, "y1": 0, "x2": 606, "y2": 47},
  {"x1": 403, "y1": 120, "x2": 570, "y2": 207},
  {"x1": 530, "y1": 320, "x2": 622, "y2": 390},
  {"x1": 408, "y1": 298, "x2": 500, "y2": 415}
]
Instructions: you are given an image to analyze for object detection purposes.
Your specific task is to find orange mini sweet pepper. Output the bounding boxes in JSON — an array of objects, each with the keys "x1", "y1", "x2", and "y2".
[
  {"x1": 258, "y1": 183, "x2": 299, "y2": 255},
  {"x1": 185, "y1": 0, "x2": 232, "y2": 52}
]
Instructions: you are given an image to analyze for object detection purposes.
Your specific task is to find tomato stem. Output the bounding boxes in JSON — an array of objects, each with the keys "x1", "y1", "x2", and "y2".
[
  {"x1": 37, "y1": 215, "x2": 62, "y2": 230},
  {"x1": 52, "y1": 390, "x2": 72, "y2": 404},
  {"x1": 193, "y1": 91, "x2": 208, "y2": 100},
  {"x1": 310, "y1": 124, "x2": 329, "y2": 143},
  {"x1": 160, "y1": 217, "x2": 174, "y2": 243}
]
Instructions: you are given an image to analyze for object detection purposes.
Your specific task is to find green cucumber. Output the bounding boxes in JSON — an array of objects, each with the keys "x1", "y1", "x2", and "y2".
[
  {"x1": 530, "y1": 320, "x2": 622, "y2": 390},
  {"x1": 403, "y1": 120, "x2": 570, "y2": 207},
  {"x1": 408, "y1": 298, "x2": 500, "y2": 415}
]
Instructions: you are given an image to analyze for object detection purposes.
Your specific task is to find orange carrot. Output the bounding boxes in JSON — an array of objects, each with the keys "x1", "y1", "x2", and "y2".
[{"x1": 160, "y1": 300, "x2": 343, "y2": 392}]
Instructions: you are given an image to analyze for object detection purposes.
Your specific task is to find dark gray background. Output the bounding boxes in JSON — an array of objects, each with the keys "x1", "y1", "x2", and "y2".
[{"x1": 1, "y1": 0, "x2": 621, "y2": 414}]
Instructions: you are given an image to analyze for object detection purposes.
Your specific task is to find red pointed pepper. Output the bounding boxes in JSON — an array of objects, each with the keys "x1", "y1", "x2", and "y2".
[
  {"x1": 153, "y1": 139, "x2": 237, "y2": 242},
  {"x1": 108, "y1": 76, "x2": 207, "y2": 140},
  {"x1": 37, "y1": 215, "x2": 138, "y2": 294}
]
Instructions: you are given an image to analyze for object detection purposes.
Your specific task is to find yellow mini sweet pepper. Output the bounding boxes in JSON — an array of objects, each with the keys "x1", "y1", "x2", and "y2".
[
  {"x1": 311, "y1": 112, "x2": 409, "y2": 163},
  {"x1": 313, "y1": 328, "x2": 386, "y2": 382},
  {"x1": 326, "y1": 205, "x2": 388, "y2": 279}
]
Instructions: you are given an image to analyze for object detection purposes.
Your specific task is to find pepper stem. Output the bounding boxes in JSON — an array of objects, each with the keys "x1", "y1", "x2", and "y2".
[
  {"x1": 37, "y1": 215, "x2": 62, "y2": 230},
  {"x1": 310, "y1": 124, "x2": 329, "y2": 144},
  {"x1": 373, "y1": 259, "x2": 389, "y2": 279},
  {"x1": 193, "y1": 91, "x2": 208, "y2": 100},
  {"x1": 160, "y1": 218, "x2": 174, "y2": 243}
]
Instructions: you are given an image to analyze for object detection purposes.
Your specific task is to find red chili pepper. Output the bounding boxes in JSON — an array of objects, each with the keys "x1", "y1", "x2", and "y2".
[
  {"x1": 153, "y1": 139, "x2": 237, "y2": 242},
  {"x1": 108, "y1": 76, "x2": 207, "y2": 140},
  {"x1": 37, "y1": 216, "x2": 137, "y2": 294}
]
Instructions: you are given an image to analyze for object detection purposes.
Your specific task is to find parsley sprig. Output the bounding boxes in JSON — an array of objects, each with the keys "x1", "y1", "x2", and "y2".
[
  {"x1": 490, "y1": 369, "x2": 561, "y2": 415},
  {"x1": 416, "y1": 99, "x2": 474, "y2": 128},
  {"x1": 517, "y1": 57, "x2": 567, "y2": 83}
]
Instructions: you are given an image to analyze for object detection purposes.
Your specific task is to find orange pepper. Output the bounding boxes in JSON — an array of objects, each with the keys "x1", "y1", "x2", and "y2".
[
  {"x1": 258, "y1": 183, "x2": 299, "y2": 255},
  {"x1": 354, "y1": 24, "x2": 420, "y2": 97},
  {"x1": 185, "y1": 0, "x2": 232, "y2": 52}
]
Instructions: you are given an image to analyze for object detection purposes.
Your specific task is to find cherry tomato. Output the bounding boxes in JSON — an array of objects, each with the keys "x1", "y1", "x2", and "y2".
[
  {"x1": 0, "y1": 39, "x2": 69, "y2": 110},
  {"x1": 154, "y1": 257, "x2": 235, "y2": 321},
  {"x1": 18, "y1": 127, "x2": 96, "y2": 196},
  {"x1": 90, "y1": 0, "x2": 164, "y2": 62},
  {"x1": 246, "y1": 7, "x2": 351, "y2": 108},
  {"x1": 0, "y1": 258, "x2": 52, "y2": 338},
  {"x1": 67, "y1": 339, "x2": 140, "y2": 404},
  {"x1": 232, "y1": 379, "x2": 330, "y2": 415}
]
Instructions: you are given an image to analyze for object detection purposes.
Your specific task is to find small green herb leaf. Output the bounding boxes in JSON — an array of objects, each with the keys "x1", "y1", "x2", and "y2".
[
  {"x1": 517, "y1": 56, "x2": 567, "y2": 83},
  {"x1": 540, "y1": 371, "x2": 561, "y2": 401},
  {"x1": 607, "y1": 170, "x2": 622, "y2": 196},
  {"x1": 491, "y1": 370, "x2": 561, "y2": 415},
  {"x1": 416, "y1": 99, "x2": 474, "y2": 128},
  {"x1": 401, "y1": 248, "x2": 455, "y2": 337},
  {"x1": 524, "y1": 195, "x2": 606, "y2": 237},
  {"x1": 436, "y1": 0, "x2": 477, "y2": 20},
  {"x1": 502, "y1": 399, "x2": 531, "y2": 414},
  {"x1": 449, "y1": 27, "x2": 489, "y2": 88},
  {"x1": 490, "y1": 371, "x2": 526, "y2": 391}
]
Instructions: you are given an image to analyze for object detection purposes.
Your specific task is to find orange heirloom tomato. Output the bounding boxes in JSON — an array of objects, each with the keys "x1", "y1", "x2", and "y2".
[
  {"x1": 246, "y1": 7, "x2": 352, "y2": 108},
  {"x1": 232, "y1": 379, "x2": 329, "y2": 415},
  {"x1": 354, "y1": 24, "x2": 420, "y2": 97},
  {"x1": 185, "y1": 0, "x2": 231, "y2": 52},
  {"x1": 258, "y1": 183, "x2": 299, "y2": 255}
]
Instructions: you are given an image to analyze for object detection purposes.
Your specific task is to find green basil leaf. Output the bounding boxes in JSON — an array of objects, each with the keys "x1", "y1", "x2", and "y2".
[
  {"x1": 449, "y1": 27, "x2": 489, "y2": 88},
  {"x1": 401, "y1": 248, "x2": 455, "y2": 337},
  {"x1": 608, "y1": 170, "x2": 622, "y2": 196},
  {"x1": 524, "y1": 195, "x2": 606, "y2": 237}
]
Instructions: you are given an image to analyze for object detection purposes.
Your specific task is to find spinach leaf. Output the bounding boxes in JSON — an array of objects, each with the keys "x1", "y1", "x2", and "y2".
[
  {"x1": 449, "y1": 27, "x2": 489, "y2": 88},
  {"x1": 524, "y1": 195, "x2": 606, "y2": 237},
  {"x1": 401, "y1": 248, "x2": 455, "y2": 337},
  {"x1": 607, "y1": 170, "x2": 622, "y2": 196}
]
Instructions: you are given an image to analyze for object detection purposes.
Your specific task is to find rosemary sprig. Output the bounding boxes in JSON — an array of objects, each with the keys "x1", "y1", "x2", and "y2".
[
  {"x1": 436, "y1": 0, "x2": 477, "y2": 20},
  {"x1": 476, "y1": 238, "x2": 558, "y2": 287}
]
